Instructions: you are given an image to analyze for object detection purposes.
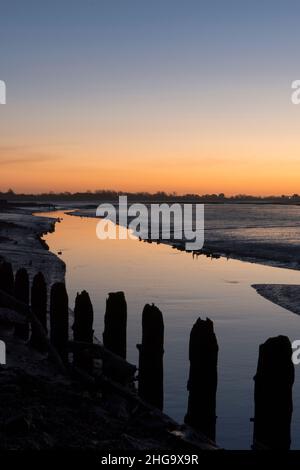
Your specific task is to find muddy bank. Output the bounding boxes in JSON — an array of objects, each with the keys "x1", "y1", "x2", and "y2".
[
  {"x1": 252, "y1": 284, "x2": 300, "y2": 316},
  {"x1": 0, "y1": 208, "x2": 217, "y2": 451},
  {"x1": 68, "y1": 207, "x2": 300, "y2": 272},
  {"x1": 0, "y1": 208, "x2": 65, "y2": 285},
  {"x1": 0, "y1": 319, "x2": 216, "y2": 451}
]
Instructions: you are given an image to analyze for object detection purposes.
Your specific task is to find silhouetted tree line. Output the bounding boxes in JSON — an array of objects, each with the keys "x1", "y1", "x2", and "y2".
[{"x1": 1, "y1": 189, "x2": 300, "y2": 204}]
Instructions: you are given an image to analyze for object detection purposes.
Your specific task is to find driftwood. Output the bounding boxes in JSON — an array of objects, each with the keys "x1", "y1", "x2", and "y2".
[
  {"x1": 68, "y1": 340, "x2": 136, "y2": 384},
  {"x1": 0, "y1": 287, "x2": 67, "y2": 374}
]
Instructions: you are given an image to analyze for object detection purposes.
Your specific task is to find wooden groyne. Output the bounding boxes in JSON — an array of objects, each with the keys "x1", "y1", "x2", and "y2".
[
  {"x1": 185, "y1": 317, "x2": 218, "y2": 441},
  {"x1": 0, "y1": 260, "x2": 296, "y2": 450},
  {"x1": 252, "y1": 335, "x2": 294, "y2": 450},
  {"x1": 14, "y1": 268, "x2": 30, "y2": 340},
  {"x1": 103, "y1": 291, "x2": 127, "y2": 359},
  {"x1": 137, "y1": 303, "x2": 164, "y2": 410},
  {"x1": 0, "y1": 260, "x2": 217, "y2": 451}
]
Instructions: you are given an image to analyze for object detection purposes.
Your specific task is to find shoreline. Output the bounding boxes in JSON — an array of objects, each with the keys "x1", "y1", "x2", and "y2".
[
  {"x1": 67, "y1": 207, "x2": 300, "y2": 273},
  {"x1": 1, "y1": 205, "x2": 298, "y2": 450},
  {"x1": 252, "y1": 284, "x2": 300, "y2": 317},
  {"x1": 0, "y1": 207, "x2": 65, "y2": 285},
  {"x1": 65, "y1": 208, "x2": 300, "y2": 319},
  {"x1": 0, "y1": 207, "x2": 218, "y2": 451}
]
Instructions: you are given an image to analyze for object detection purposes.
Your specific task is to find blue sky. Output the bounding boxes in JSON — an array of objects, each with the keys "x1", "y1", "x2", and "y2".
[{"x1": 1, "y1": 0, "x2": 300, "y2": 194}]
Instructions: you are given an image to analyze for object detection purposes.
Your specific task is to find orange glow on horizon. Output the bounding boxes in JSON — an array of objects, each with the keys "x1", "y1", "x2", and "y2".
[
  {"x1": 2, "y1": 147, "x2": 300, "y2": 196},
  {"x1": 2, "y1": 109, "x2": 300, "y2": 196},
  {"x1": 2, "y1": 160, "x2": 300, "y2": 196}
]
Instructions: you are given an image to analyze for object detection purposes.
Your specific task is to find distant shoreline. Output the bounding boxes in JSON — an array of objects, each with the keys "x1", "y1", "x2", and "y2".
[
  {"x1": 2, "y1": 190, "x2": 300, "y2": 206},
  {"x1": 66, "y1": 206, "x2": 300, "y2": 273}
]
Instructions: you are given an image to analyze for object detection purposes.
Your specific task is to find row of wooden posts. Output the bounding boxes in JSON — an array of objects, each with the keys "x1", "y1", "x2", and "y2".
[{"x1": 0, "y1": 260, "x2": 295, "y2": 450}]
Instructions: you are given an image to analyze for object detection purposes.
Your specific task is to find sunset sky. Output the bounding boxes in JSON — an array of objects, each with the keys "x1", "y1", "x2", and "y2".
[{"x1": 1, "y1": 0, "x2": 300, "y2": 195}]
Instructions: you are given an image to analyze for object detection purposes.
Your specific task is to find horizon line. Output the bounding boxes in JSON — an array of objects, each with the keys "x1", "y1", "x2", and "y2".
[{"x1": 1, "y1": 189, "x2": 300, "y2": 200}]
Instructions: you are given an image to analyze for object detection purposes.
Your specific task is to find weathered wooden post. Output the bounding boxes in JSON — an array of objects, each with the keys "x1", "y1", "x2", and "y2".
[
  {"x1": 103, "y1": 291, "x2": 127, "y2": 359},
  {"x1": 0, "y1": 261, "x2": 14, "y2": 296},
  {"x1": 72, "y1": 290, "x2": 94, "y2": 372},
  {"x1": 184, "y1": 317, "x2": 218, "y2": 441},
  {"x1": 14, "y1": 268, "x2": 30, "y2": 340},
  {"x1": 30, "y1": 272, "x2": 47, "y2": 351},
  {"x1": 137, "y1": 303, "x2": 164, "y2": 410},
  {"x1": 252, "y1": 335, "x2": 294, "y2": 450},
  {"x1": 50, "y1": 282, "x2": 69, "y2": 362}
]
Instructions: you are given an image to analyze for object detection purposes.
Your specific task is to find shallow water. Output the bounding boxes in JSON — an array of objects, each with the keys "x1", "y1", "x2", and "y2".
[{"x1": 39, "y1": 210, "x2": 300, "y2": 449}]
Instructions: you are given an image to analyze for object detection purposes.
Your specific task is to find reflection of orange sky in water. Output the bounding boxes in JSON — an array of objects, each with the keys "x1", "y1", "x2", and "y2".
[
  {"x1": 40, "y1": 211, "x2": 300, "y2": 303},
  {"x1": 38, "y1": 210, "x2": 300, "y2": 449}
]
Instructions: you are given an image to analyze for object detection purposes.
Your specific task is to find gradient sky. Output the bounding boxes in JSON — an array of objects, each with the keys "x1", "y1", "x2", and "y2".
[{"x1": 1, "y1": 0, "x2": 300, "y2": 195}]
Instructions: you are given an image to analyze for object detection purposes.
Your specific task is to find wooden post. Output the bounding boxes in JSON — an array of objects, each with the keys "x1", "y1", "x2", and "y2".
[
  {"x1": 14, "y1": 268, "x2": 30, "y2": 340},
  {"x1": 253, "y1": 335, "x2": 294, "y2": 450},
  {"x1": 184, "y1": 317, "x2": 218, "y2": 441},
  {"x1": 0, "y1": 287, "x2": 66, "y2": 374},
  {"x1": 50, "y1": 282, "x2": 69, "y2": 362},
  {"x1": 72, "y1": 290, "x2": 94, "y2": 372},
  {"x1": 103, "y1": 291, "x2": 127, "y2": 359},
  {"x1": 0, "y1": 261, "x2": 14, "y2": 296},
  {"x1": 30, "y1": 272, "x2": 47, "y2": 351},
  {"x1": 137, "y1": 303, "x2": 164, "y2": 410}
]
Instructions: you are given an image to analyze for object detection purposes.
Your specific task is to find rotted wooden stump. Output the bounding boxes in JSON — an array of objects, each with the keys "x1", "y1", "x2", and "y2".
[
  {"x1": 50, "y1": 282, "x2": 69, "y2": 362},
  {"x1": 0, "y1": 261, "x2": 14, "y2": 296},
  {"x1": 72, "y1": 290, "x2": 94, "y2": 372},
  {"x1": 30, "y1": 272, "x2": 47, "y2": 351},
  {"x1": 137, "y1": 303, "x2": 164, "y2": 410},
  {"x1": 103, "y1": 291, "x2": 127, "y2": 359},
  {"x1": 253, "y1": 335, "x2": 294, "y2": 450},
  {"x1": 14, "y1": 268, "x2": 30, "y2": 340},
  {"x1": 184, "y1": 317, "x2": 218, "y2": 441}
]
